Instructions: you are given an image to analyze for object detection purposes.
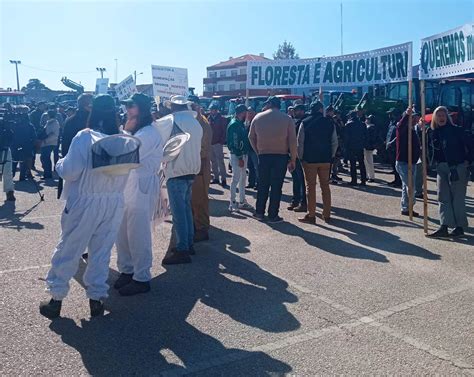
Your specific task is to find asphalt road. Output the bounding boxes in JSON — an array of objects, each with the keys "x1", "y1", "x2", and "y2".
[{"x1": 1, "y1": 158, "x2": 473, "y2": 376}]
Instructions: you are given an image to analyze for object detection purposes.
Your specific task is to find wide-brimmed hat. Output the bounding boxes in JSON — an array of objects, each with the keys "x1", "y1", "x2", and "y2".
[{"x1": 164, "y1": 95, "x2": 191, "y2": 109}]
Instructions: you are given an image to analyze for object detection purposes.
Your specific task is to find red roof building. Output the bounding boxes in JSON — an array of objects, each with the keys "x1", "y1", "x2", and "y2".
[{"x1": 203, "y1": 54, "x2": 290, "y2": 97}]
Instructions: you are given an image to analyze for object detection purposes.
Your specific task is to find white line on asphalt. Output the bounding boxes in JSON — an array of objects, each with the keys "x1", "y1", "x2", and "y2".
[{"x1": 0, "y1": 264, "x2": 51, "y2": 275}]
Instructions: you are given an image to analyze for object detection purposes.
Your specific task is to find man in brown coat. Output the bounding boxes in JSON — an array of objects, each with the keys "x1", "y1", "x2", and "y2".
[{"x1": 189, "y1": 96, "x2": 213, "y2": 242}]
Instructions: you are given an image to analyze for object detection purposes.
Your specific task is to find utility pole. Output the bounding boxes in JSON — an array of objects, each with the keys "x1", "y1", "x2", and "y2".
[
  {"x1": 340, "y1": 2, "x2": 344, "y2": 55},
  {"x1": 134, "y1": 70, "x2": 143, "y2": 84},
  {"x1": 114, "y1": 59, "x2": 118, "y2": 83},
  {"x1": 9, "y1": 60, "x2": 21, "y2": 91},
  {"x1": 96, "y1": 67, "x2": 106, "y2": 79}
]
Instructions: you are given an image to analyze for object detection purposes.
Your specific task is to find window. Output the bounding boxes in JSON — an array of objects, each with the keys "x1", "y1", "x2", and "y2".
[
  {"x1": 231, "y1": 70, "x2": 237, "y2": 77},
  {"x1": 208, "y1": 71, "x2": 217, "y2": 78},
  {"x1": 218, "y1": 84, "x2": 225, "y2": 91},
  {"x1": 240, "y1": 68, "x2": 246, "y2": 75},
  {"x1": 229, "y1": 84, "x2": 236, "y2": 91},
  {"x1": 205, "y1": 85, "x2": 216, "y2": 92},
  {"x1": 240, "y1": 83, "x2": 246, "y2": 90},
  {"x1": 219, "y1": 71, "x2": 227, "y2": 77}
]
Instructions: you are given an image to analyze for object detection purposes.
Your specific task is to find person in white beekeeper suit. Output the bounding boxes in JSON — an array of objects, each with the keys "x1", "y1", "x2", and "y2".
[
  {"x1": 40, "y1": 95, "x2": 140, "y2": 319},
  {"x1": 114, "y1": 93, "x2": 163, "y2": 296}
]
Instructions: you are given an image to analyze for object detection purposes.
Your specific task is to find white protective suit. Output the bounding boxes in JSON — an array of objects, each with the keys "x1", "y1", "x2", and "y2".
[
  {"x1": 116, "y1": 124, "x2": 163, "y2": 282},
  {"x1": 46, "y1": 129, "x2": 137, "y2": 301}
]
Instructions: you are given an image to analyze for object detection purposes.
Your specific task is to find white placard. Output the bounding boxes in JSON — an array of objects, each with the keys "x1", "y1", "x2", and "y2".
[
  {"x1": 115, "y1": 74, "x2": 137, "y2": 101},
  {"x1": 420, "y1": 24, "x2": 474, "y2": 79},
  {"x1": 95, "y1": 78, "x2": 109, "y2": 95},
  {"x1": 247, "y1": 42, "x2": 412, "y2": 89},
  {"x1": 151, "y1": 65, "x2": 188, "y2": 102}
]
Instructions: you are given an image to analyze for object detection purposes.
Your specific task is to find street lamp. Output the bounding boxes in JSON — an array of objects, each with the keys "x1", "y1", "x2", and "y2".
[
  {"x1": 9, "y1": 60, "x2": 21, "y2": 91},
  {"x1": 96, "y1": 67, "x2": 106, "y2": 78},
  {"x1": 134, "y1": 70, "x2": 143, "y2": 84}
]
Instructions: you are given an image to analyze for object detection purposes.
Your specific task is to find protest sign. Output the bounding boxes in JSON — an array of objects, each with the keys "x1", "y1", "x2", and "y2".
[
  {"x1": 247, "y1": 42, "x2": 412, "y2": 89},
  {"x1": 420, "y1": 23, "x2": 474, "y2": 79},
  {"x1": 95, "y1": 78, "x2": 109, "y2": 95},
  {"x1": 151, "y1": 65, "x2": 188, "y2": 102},
  {"x1": 115, "y1": 75, "x2": 137, "y2": 101}
]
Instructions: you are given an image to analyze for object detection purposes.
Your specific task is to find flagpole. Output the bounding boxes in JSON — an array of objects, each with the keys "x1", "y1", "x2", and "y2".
[
  {"x1": 420, "y1": 80, "x2": 428, "y2": 233},
  {"x1": 408, "y1": 79, "x2": 414, "y2": 220}
]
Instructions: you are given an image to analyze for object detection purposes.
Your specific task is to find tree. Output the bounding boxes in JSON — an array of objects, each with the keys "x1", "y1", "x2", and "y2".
[
  {"x1": 273, "y1": 41, "x2": 299, "y2": 60},
  {"x1": 22, "y1": 79, "x2": 51, "y2": 91}
]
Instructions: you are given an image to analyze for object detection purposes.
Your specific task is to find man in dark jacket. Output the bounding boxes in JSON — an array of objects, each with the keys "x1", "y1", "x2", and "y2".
[
  {"x1": 61, "y1": 94, "x2": 92, "y2": 156},
  {"x1": 207, "y1": 103, "x2": 228, "y2": 187},
  {"x1": 288, "y1": 103, "x2": 307, "y2": 212},
  {"x1": 395, "y1": 108, "x2": 421, "y2": 217},
  {"x1": 344, "y1": 111, "x2": 368, "y2": 186},
  {"x1": 12, "y1": 107, "x2": 37, "y2": 181},
  {"x1": 386, "y1": 108, "x2": 402, "y2": 187},
  {"x1": 297, "y1": 101, "x2": 338, "y2": 224}
]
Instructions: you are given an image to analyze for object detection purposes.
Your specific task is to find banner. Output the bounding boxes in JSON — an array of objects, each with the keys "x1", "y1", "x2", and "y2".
[
  {"x1": 420, "y1": 24, "x2": 474, "y2": 79},
  {"x1": 114, "y1": 75, "x2": 137, "y2": 101},
  {"x1": 151, "y1": 65, "x2": 188, "y2": 102},
  {"x1": 95, "y1": 78, "x2": 109, "y2": 95},
  {"x1": 247, "y1": 42, "x2": 412, "y2": 89}
]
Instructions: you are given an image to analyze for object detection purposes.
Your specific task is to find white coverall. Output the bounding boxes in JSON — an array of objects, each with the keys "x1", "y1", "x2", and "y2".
[
  {"x1": 46, "y1": 130, "x2": 133, "y2": 301},
  {"x1": 116, "y1": 125, "x2": 163, "y2": 282}
]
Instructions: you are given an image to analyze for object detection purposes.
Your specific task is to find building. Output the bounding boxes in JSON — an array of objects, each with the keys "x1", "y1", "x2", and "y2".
[{"x1": 203, "y1": 54, "x2": 290, "y2": 97}]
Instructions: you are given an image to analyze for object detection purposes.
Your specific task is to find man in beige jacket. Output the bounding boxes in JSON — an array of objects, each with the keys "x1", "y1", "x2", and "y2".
[{"x1": 249, "y1": 96, "x2": 297, "y2": 223}]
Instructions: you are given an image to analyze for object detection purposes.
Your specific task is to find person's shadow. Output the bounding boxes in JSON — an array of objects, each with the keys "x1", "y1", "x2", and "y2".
[
  {"x1": 50, "y1": 228, "x2": 299, "y2": 375},
  {"x1": 0, "y1": 201, "x2": 44, "y2": 231}
]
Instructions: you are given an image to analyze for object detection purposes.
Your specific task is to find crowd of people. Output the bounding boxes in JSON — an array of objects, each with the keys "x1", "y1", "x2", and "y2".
[{"x1": 0, "y1": 91, "x2": 472, "y2": 319}]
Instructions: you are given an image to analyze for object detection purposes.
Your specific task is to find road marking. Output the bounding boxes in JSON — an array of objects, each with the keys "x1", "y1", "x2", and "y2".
[{"x1": 0, "y1": 264, "x2": 51, "y2": 275}]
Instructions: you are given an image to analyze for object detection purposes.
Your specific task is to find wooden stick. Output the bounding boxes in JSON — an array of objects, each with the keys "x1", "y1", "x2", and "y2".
[
  {"x1": 408, "y1": 80, "x2": 413, "y2": 220},
  {"x1": 420, "y1": 80, "x2": 428, "y2": 233},
  {"x1": 245, "y1": 88, "x2": 249, "y2": 107}
]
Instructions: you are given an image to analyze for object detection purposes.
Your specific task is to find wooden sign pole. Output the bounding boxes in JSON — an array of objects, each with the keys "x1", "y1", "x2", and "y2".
[
  {"x1": 420, "y1": 80, "x2": 428, "y2": 233},
  {"x1": 407, "y1": 80, "x2": 414, "y2": 220}
]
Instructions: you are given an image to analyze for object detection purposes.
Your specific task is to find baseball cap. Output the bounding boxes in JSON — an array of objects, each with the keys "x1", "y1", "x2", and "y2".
[
  {"x1": 235, "y1": 104, "x2": 248, "y2": 114},
  {"x1": 263, "y1": 96, "x2": 281, "y2": 108},
  {"x1": 120, "y1": 93, "x2": 152, "y2": 111},
  {"x1": 294, "y1": 104, "x2": 305, "y2": 111}
]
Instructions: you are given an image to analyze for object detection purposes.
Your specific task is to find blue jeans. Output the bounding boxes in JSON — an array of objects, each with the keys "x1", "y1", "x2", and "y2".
[
  {"x1": 290, "y1": 159, "x2": 306, "y2": 206},
  {"x1": 256, "y1": 154, "x2": 288, "y2": 218},
  {"x1": 395, "y1": 161, "x2": 416, "y2": 212},
  {"x1": 167, "y1": 177, "x2": 195, "y2": 252},
  {"x1": 40, "y1": 145, "x2": 55, "y2": 177},
  {"x1": 248, "y1": 149, "x2": 259, "y2": 187}
]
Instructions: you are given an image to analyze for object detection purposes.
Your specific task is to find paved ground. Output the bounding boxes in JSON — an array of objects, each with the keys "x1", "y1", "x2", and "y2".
[{"x1": 1, "y1": 156, "x2": 473, "y2": 376}]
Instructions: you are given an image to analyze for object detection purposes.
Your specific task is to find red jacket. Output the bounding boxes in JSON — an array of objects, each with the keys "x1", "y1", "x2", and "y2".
[{"x1": 207, "y1": 113, "x2": 228, "y2": 145}]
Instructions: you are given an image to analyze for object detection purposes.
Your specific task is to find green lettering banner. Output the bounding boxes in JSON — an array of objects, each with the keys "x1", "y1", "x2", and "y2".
[{"x1": 247, "y1": 42, "x2": 412, "y2": 89}]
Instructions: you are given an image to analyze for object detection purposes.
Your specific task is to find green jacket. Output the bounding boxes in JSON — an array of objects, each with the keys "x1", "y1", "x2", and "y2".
[{"x1": 226, "y1": 117, "x2": 250, "y2": 158}]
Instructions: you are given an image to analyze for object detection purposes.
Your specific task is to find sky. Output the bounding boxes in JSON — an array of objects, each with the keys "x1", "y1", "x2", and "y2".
[{"x1": 1, "y1": 0, "x2": 473, "y2": 94}]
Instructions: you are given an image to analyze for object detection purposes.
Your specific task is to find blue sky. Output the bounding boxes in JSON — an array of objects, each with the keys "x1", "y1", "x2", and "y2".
[{"x1": 1, "y1": 0, "x2": 473, "y2": 94}]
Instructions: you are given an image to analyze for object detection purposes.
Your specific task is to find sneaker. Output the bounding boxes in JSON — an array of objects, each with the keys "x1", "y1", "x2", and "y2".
[
  {"x1": 119, "y1": 280, "x2": 151, "y2": 296},
  {"x1": 359, "y1": 181, "x2": 367, "y2": 186},
  {"x1": 162, "y1": 251, "x2": 192, "y2": 265},
  {"x1": 39, "y1": 299, "x2": 62, "y2": 319},
  {"x1": 253, "y1": 213, "x2": 265, "y2": 221},
  {"x1": 211, "y1": 179, "x2": 219, "y2": 184},
  {"x1": 298, "y1": 215, "x2": 316, "y2": 225},
  {"x1": 6, "y1": 191, "x2": 16, "y2": 201},
  {"x1": 229, "y1": 201, "x2": 239, "y2": 212},
  {"x1": 293, "y1": 205, "x2": 307, "y2": 213},
  {"x1": 267, "y1": 216, "x2": 284, "y2": 224},
  {"x1": 194, "y1": 230, "x2": 209, "y2": 243},
  {"x1": 89, "y1": 299, "x2": 104, "y2": 317},
  {"x1": 287, "y1": 203, "x2": 298, "y2": 211},
  {"x1": 238, "y1": 201, "x2": 253, "y2": 210},
  {"x1": 449, "y1": 227, "x2": 464, "y2": 238},
  {"x1": 401, "y1": 210, "x2": 419, "y2": 217},
  {"x1": 426, "y1": 226, "x2": 449, "y2": 239},
  {"x1": 415, "y1": 193, "x2": 423, "y2": 199},
  {"x1": 348, "y1": 181, "x2": 358, "y2": 186},
  {"x1": 367, "y1": 179, "x2": 375, "y2": 183},
  {"x1": 113, "y1": 273, "x2": 134, "y2": 290}
]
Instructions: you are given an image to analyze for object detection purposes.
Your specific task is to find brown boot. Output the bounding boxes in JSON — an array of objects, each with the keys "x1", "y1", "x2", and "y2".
[
  {"x1": 194, "y1": 229, "x2": 209, "y2": 243},
  {"x1": 298, "y1": 214, "x2": 316, "y2": 225}
]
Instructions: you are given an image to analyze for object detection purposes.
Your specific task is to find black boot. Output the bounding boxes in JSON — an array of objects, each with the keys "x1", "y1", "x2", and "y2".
[
  {"x1": 6, "y1": 191, "x2": 16, "y2": 201},
  {"x1": 427, "y1": 225, "x2": 449, "y2": 239},
  {"x1": 90, "y1": 299, "x2": 104, "y2": 317},
  {"x1": 119, "y1": 280, "x2": 151, "y2": 296},
  {"x1": 113, "y1": 273, "x2": 134, "y2": 290},
  {"x1": 39, "y1": 299, "x2": 62, "y2": 319},
  {"x1": 449, "y1": 227, "x2": 464, "y2": 238}
]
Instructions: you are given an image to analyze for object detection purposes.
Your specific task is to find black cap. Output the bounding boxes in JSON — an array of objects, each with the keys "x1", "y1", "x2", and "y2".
[
  {"x1": 310, "y1": 101, "x2": 324, "y2": 112},
  {"x1": 93, "y1": 94, "x2": 116, "y2": 112},
  {"x1": 187, "y1": 95, "x2": 200, "y2": 104},
  {"x1": 235, "y1": 104, "x2": 248, "y2": 114},
  {"x1": 121, "y1": 93, "x2": 151, "y2": 111},
  {"x1": 264, "y1": 96, "x2": 281, "y2": 108},
  {"x1": 294, "y1": 104, "x2": 305, "y2": 111}
]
